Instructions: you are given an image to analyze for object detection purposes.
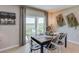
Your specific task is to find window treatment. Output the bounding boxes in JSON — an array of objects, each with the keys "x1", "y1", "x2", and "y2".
[
  {"x1": 19, "y1": 7, "x2": 26, "y2": 46},
  {"x1": 26, "y1": 7, "x2": 45, "y2": 17}
]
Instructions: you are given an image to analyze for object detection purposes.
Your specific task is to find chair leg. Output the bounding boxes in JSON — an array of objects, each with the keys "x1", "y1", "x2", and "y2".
[{"x1": 30, "y1": 40, "x2": 32, "y2": 53}]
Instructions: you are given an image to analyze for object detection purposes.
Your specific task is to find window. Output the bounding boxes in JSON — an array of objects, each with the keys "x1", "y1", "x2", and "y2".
[
  {"x1": 37, "y1": 17, "x2": 45, "y2": 34},
  {"x1": 26, "y1": 8, "x2": 47, "y2": 36},
  {"x1": 26, "y1": 17, "x2": 35, "y2": 35},
  {"x1": 26, "y1": 16, "x2": 45, "y2": 36}
]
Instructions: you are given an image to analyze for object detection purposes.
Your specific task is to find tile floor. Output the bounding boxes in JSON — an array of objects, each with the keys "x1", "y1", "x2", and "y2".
[{"x1": 1, "y1": 41, "x2": 79, "y2": 53}]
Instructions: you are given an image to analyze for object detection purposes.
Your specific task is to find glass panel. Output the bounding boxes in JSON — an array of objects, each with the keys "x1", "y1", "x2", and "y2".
[
  {"x1": 37, "y1": 17, "x2": 45, "y2": 35},
  {"x1": 26, "y1": 17, "x2": 35, "y2": 35}
]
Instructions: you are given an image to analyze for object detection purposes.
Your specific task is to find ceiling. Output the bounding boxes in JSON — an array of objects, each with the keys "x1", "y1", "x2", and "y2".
[{"x1": 29, "y1": 5, "x2": 76, "y2": 13}]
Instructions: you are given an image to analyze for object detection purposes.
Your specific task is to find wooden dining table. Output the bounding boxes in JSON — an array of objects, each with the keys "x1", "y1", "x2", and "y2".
[{"x1": 31, "y1": 34, "x2": 67, "y2": 53}]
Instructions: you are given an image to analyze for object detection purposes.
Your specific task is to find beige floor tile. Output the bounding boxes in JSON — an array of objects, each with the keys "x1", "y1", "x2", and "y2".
[{"x1": 1, "y1": 42, "x2": 79, "y2": 53}]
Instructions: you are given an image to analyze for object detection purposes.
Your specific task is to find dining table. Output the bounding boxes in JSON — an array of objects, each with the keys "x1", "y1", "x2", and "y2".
[{"x1": 31, "y1": 34, "x2": 67, "y2": 53}]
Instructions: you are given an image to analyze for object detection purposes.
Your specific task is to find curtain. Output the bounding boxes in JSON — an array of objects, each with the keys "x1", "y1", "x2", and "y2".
[
  {"x1": 26, "y1": 7, "x2": 45, "y2": 17},
  {"x1": 19, "y1": 6, "x2": 26, "y2": 46},
  {"x1": 45, "y1": 12, "x2": 48, "y2": 31}
]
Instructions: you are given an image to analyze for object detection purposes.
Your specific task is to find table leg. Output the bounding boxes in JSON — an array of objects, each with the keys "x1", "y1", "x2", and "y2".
[
  {"x1": 41, "y1": 45, "x2": 43, "y2": 53},
  {"x1": 65, "y1": 35, "x2": 67, "y2": 48},
  {"x1": 30, "y1": 40, "x2": 32, "y2": 52}
]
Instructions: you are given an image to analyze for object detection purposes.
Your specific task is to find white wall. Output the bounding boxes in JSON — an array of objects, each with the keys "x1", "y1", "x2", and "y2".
[
  {"x1": 0, "y1": 5, "x2": 20, "y2": 50},
  {"x1": 51, "y1": 6, "x2": 79, "y2": 43}
]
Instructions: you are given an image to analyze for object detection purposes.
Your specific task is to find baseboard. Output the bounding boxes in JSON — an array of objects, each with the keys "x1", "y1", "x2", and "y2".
[
  {"x1": 68, "y1": 40, "x2": 79, "y2": 45},
  {"x1": 0, "y1": 44, "x2": 19, "y2": 52}
]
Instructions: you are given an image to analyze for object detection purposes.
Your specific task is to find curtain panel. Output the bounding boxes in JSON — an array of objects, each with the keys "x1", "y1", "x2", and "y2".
[{"x1": 19, "y1": 7, "x2": 26, "y2": 46}]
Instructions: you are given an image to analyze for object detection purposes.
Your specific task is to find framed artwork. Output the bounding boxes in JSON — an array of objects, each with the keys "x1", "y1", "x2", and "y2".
[
  {"x1": 0, "y1": 11, "x2": 16, "y2": 25},
  {"x1": 66, "y1": 13, "x2": 79, "y2": 28},
  {"x1": 56, "y1": 14, "x2": 66, "y2": 27}
]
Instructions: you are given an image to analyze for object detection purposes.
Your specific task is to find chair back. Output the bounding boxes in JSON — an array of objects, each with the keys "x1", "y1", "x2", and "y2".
[
  {"x1": 51, "y1": 33, "x2": 67, "y2": 44},
  {"x1": 46, "y1": 34, "x2": 60, "y2": 49},
  {"x1": 58, "y1": 33, "x2": 67, "y2": 45},
  {"x1": 51, "y1": 34, "x2": 60, "y2": 44}
]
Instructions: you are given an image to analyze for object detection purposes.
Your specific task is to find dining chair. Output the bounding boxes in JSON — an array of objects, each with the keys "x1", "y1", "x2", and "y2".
[
  {"x1": 46, "y1": 33, "x2": 67, "y2": 53},
  {"x1": 31, "y1": 37, "x2": 41, "y2": 53}
]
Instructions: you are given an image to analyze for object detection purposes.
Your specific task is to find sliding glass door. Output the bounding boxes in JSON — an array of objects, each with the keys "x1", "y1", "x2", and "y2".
[
  {"x1": 26, "y1": 17, "x2": 36, "y2": 35},
  {"x1": 37, "y1": 17, "x2": 45, "y2": 35},
  {"x1": 26, "y1": 16, "x2": 45, "y2": 36},
  {"x1": 20, "y1": 7, "x2": 47, "y2": 45}
]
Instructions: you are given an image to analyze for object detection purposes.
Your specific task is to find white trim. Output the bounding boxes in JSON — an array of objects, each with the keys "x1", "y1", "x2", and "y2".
[
  {"x1": 0, "y1": 44, "x2": 19, "y2": 52},
  {"x1": 68, "y1": 40, "x2": 79, "y2": 45}
]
